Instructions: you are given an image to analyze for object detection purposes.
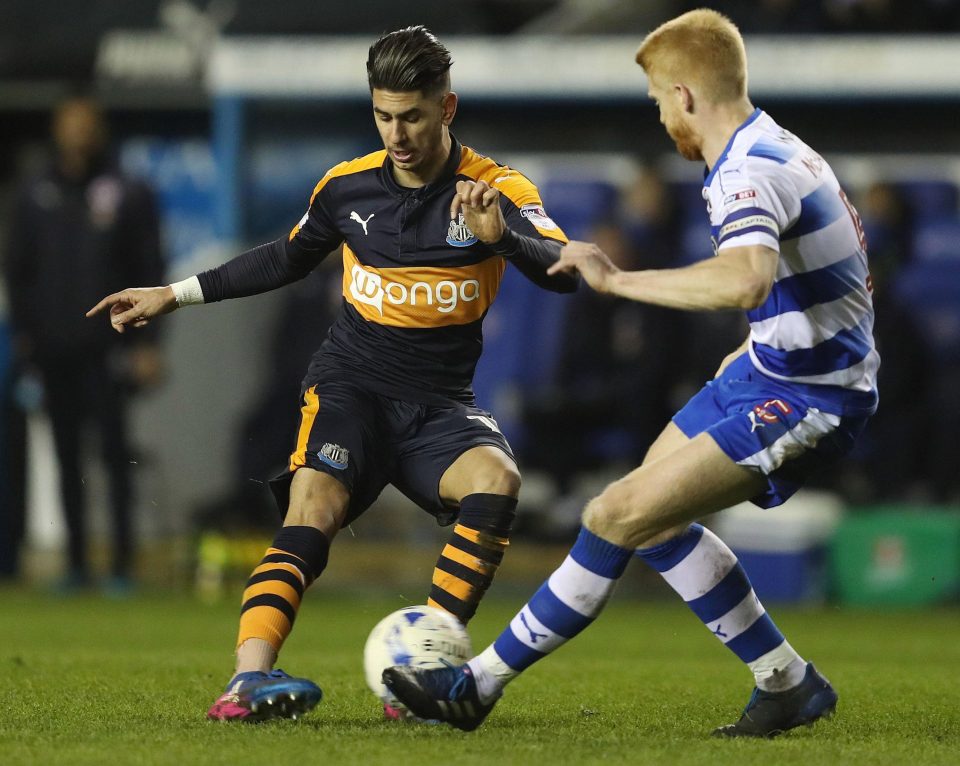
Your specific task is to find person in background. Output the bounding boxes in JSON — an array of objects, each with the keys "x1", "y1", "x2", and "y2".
[{"x1": 2, "y1": 95, "x2": 165, "y2": 593}]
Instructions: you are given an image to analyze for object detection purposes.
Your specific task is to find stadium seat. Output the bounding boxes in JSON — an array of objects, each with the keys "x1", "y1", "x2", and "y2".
[
  {"x1": 120, "y1": 138, "x2": 220, "y2": 267},
  {"x1": 587, "y1": 427, "x2": 641, "y2": 462},
  {"x1": 474, "y1": 175, "x2": 615, "y2": 445},
  {"x1": 247, "y1": 139, "x2": 366, "y2": 242},
  {"x1": 671, "y1": 181, "x2": 708, "y2": 223},
  {"x1": 472, "y1": 267, "x2": 571, "y2": 450},
  {"x1": 911, "y1": 215, "x2": 960, "y2": 262},
  {"x1": 539, "y1": 179, "x2": 619, "y2": 240},
  {"x1": 680, "y1": 219, "x2": 715, "y2": 264},
  {"x1": 670, "y1": 182, "x2": 714, "y2": 264},
  {"x1": 893, "y1": 260, "x2": 960, "y2": 363},
  {"x1": 896, "y1": 180, "x2": 959, "y2": 223}
]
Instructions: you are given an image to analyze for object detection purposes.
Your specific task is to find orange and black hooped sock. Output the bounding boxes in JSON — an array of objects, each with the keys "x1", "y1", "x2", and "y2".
[
  {"x1": 236, "y1": 526, "x2": 330, "y2": 653},
  {"x1": 428, "y1": 493, "x2": 518, "y2": 625}
]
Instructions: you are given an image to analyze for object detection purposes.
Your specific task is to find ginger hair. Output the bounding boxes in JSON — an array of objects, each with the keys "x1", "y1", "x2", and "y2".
[{"x1": 636, "y1": 9, "x2": 748, "y2": 103}]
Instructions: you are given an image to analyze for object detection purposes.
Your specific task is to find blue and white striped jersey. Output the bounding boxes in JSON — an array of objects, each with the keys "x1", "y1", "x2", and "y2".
[{"x1": 704, "y1": 109, "x2": 879, "y2": 416}]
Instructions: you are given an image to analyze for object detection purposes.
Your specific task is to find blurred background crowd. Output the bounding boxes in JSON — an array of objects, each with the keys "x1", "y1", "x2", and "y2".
[{"x1": 0, "y1": 1, "x2": 958, "y2": 604}]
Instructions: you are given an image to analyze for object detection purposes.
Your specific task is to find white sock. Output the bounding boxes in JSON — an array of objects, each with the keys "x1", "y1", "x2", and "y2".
[
  {"x1": 750, "y1": 642, "x2": 807, "y2": 692},
  {"x1": 234, "y1": 638, "x2": 276, "y2": 675},
  {"x1": 468, "y1": 645, "x2": 516, "y2": 704}
]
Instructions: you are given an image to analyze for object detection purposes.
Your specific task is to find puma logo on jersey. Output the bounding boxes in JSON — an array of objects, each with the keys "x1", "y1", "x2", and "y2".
[{"x1": 350, "y1": 210, "x2": 375, "y2": 235}]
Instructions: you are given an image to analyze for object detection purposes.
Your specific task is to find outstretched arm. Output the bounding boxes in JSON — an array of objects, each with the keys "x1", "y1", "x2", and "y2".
[
  {"x1": 547, "y1": 241, "x2": 778, "y2": 311},
  {"x1": 86, "y1": 235, "x2": 328, "y2": 333}
]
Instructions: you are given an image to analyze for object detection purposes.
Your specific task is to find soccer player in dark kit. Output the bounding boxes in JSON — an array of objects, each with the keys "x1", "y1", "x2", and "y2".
[{"x1": 87, "y1": 26, "x2": 576, "y2": 721}]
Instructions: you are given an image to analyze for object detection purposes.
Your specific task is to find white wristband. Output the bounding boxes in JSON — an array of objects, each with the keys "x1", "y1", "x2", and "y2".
[{"x1": 170, "y1": 276, "x2": 205, "y2": 307}]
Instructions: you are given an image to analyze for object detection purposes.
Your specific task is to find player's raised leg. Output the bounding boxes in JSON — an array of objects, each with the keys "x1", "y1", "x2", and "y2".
[
  {"x1": 384, "y1": 427, "x2": 754, "y2": 728},
  {"x1": 384, "y1": 426, "x2": 834, "y2": 734},
  {"x1": 206, "y1": 467, "x2": 347, "y2": 722}
]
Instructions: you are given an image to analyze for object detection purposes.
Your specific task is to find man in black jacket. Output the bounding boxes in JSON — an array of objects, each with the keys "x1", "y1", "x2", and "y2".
[{"x1": 4, "y1": 96, "x2": 164, "y2": 591}]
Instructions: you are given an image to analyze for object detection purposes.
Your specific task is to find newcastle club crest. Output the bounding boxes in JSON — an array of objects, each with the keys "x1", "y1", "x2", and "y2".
[
  {"x1": 446, "y1": 212, "x2": 479, "y2": 247},
  {"x1": 318, "y1": 442, "x2": 349, "y2": 470}
]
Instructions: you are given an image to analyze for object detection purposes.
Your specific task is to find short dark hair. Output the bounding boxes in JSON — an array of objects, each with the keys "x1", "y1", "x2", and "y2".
[{"x1": 367, "y1": 25, "x2": 452, "y2": 96}]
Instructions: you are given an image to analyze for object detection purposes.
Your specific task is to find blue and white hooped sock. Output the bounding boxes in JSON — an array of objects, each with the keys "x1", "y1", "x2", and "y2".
[
  {"x1": 636, "y1": 523, "x2": 806, "y2": 692},
  {"x1": 469, "y1": 526, "x2": 632, "y2": 702}
]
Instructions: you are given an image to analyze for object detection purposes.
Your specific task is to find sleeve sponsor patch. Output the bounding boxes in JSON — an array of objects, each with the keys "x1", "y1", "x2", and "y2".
[
  {"x1": 520, "y1": 203, "x2": 558, "y2": 231},
  {"x1": 723, "y1": 189, "x2": 757, "y2": 205}
]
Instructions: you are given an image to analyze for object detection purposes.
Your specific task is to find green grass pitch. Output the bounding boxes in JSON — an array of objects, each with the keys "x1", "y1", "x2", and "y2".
[{"x1": 1, "y1": 588, "x2": 957, "y2": 765}]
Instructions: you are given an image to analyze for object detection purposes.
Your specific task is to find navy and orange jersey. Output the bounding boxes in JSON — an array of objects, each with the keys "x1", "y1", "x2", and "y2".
[{"x1": 282, "y1": 135, "x2": 570, "y2": 405}]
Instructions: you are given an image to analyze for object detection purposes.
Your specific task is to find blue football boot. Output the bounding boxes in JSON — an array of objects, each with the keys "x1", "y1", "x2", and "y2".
[{"x1": 207, "y1": 669, "x2": 322, "y2": 722}]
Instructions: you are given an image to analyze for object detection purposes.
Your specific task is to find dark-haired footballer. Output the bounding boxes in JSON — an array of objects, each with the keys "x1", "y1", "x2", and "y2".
[{"x1": 87, "y1": 26, "x2": 576, "y2": 722}]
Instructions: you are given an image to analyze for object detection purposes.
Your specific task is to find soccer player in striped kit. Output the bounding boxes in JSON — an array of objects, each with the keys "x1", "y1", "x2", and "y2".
[{"x1": 385, "y1": 8, "x2": 878, "y2": 738}]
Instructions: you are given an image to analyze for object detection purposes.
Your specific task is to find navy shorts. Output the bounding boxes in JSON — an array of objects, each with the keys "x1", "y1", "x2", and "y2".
[
  {"x1": 673, "y1": 354, "x2": 870, "y2": 508},
  {"x1": 269, "y1": 379, "x2": 515, "y2": 526}
]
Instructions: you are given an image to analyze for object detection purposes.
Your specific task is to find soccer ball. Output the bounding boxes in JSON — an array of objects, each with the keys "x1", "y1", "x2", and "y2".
[{"x1": 363, "y1": 605, "x2": 472, "y2": 718}]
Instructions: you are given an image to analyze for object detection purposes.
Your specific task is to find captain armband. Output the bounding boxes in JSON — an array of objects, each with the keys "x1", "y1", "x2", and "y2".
[{"x1": 169, "y1": 276, "x2": 205, "y2": 307}]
